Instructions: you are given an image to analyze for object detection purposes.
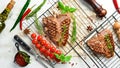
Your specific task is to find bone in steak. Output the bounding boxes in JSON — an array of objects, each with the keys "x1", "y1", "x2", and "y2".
[
  {"x1": 87, "y1": 29, "x2": 114, "y2": 58},
  {"x1": 42, "y1": 13, "x2": 71, "y2": 46}
]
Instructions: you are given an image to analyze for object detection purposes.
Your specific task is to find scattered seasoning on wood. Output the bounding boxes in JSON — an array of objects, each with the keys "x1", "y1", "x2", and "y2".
[
  {"x1": 87, "y1": 26, "x2": 93, "y2": 31},
  {"x1": 24, "y1": 28, "x2": 30, "y2": 35}
]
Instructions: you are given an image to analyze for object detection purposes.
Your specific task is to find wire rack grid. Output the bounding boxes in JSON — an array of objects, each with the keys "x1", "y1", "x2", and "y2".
[{"x1": 17, "y1": 0, "x2": 120, "y2": 68}]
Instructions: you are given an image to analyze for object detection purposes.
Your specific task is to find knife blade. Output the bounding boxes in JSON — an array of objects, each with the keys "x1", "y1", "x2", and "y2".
[{"x1": 14, "y1": 35, "x2": 54, "y2": 68}]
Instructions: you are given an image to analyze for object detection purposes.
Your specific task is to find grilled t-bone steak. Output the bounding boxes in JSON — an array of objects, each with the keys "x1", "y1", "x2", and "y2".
[
  {"x1": 87, "y1": 29, "x2": 115, "y2": 58},
  {"x1": 42, "y1": 13, "x2": 71, "y2": 46}
]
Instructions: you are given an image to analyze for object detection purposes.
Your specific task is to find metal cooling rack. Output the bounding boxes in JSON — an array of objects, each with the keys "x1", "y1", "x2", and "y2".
[{"x1": 17, "y1": 0, "x2": 120, "y2": 68}]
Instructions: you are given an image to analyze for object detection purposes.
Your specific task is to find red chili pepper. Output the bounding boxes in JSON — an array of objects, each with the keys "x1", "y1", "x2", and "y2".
[
  {"x1": 20, "y1": 5, "x2": 35, "y2": 30},
  {"x1": 113, "y1": 0, "x2": 120, "y2": 14}
]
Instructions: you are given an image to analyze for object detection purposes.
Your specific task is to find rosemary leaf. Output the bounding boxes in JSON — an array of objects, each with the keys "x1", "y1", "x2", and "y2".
[
  {"x1": 34, "y1": 14, "x2": 44, "y2": 35},
  {"x1": 71, "y1": 17, "x2": 77, "y2": 43}
]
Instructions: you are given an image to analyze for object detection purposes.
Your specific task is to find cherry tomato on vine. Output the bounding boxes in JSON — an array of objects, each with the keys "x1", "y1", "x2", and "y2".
[
  {"x1": 50, "y1": 46, "x2": 56, "y2": 52},
  {"x1": 49, "y1": 53, "x2": 55, "y2": 59},
  {"x1": 40, "y1": 39, "x2": 47, "y2": 45},
  {"x1": 32, "y1": 39, "x2": 38, "y2": 44},
  {"x1": 37, "y1": 35, "x2": 42, "y2": 41},
  {"x1": 39, "y1": 47, "x2": 46, "y2": 54},
  {"x1": 55, "y1": 49, "x2": 62, "y2": 55},
  {"x1": 44, "y1": 43, "x2": 50, "y2": 49},
  {"x1": 31, "y1": 33, "x2": 37, "y2": 39},
  {"x1": 44, "y1": 50, "x2": 50, "y2": 56},
  {"x1": 35, "y1": 43, "x2": 41, "y2": 49}
]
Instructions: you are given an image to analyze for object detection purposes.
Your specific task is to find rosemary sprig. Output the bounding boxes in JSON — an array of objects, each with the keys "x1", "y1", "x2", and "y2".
[
  {"x1": 34, "y1": 14, "x2": 44, "y2": 35},
  {"x1": 71, "y1": 16, "x2": 77, "y2": 43},
  {"x1": 104, "y1": 34, "x2": 113, "y2": 51},
  {"x1": 58, "y1": 1, "x2": 77, "y2": 43},
  {"x1": 58, "y1": 25, "x2": 67, "y2": 45}
]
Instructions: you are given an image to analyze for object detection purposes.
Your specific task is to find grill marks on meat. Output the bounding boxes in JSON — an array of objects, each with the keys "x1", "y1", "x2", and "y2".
[
  {"x1": 43, "y1": 14, "x2": 71, "y2": 46},
  {"x1": 87, "y1": 29, "x2": 114, "y2": 58},
  {"x1": 43, "y1": 16, "x2": 61, "y2": 43}
]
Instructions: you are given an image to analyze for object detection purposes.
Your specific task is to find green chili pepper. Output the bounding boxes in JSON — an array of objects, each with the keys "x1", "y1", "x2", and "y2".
[
  {"x1": 26, "y1": 0, "x2": 46, "y2": 19},
  {"x1": 10, "y1": 0, "x2": 31, "y2": 32}
]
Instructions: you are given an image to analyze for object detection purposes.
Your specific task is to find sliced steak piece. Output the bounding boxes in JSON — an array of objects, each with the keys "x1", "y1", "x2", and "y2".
[
  {"x1": 87, "y1": 29, "x2": 114, "y2": 58},
  {"x1": 42, "y1": 13, "x2": 71, "y2": 46},
  {"x1": 42, "y1": 16, "x2": 61, "y2": 44}
]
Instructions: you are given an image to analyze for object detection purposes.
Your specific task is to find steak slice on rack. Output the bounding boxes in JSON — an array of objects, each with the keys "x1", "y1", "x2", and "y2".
[
  {"x1": 87, "y1": 29, "x2": 115, "y2": 58},
  {"x1": 42, "y1": 13, "x2": 71, "y2": 46}
]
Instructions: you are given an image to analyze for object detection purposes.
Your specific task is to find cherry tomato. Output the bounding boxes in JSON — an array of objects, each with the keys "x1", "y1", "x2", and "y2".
[
  {"x1": 37, "y1": 35, "x2": 42, "y2": 41},
  {"x1": 35, "y1": 43, "x2": 41, "y2": 49},
  {"x1": 31, "y1": 33, "x2": 36, "y2": 39},
  {"x1": 39, "y1": 47, "x2": 46, "y2": 54},
  {"x1": 55, "y1": 49, "x2": 62, "y2": 55},
  {"x1": 49, "y1": 53, "x2": 55, "y2": 59},
  {"x1": 44, "y1": 50, "x2": 50, "y2": 56},
  {"x1": 54, "y1": 56, "x2": 60, "y2": 62},
  {"x1": 50, "y1": 46, "x2": 56, "y2": 52},
  {"x1": 44, "y1": 43, "x2": 50, "y2": 49},
  {"x1": 40, "y1": 39, "x2": 46, "y2": 45},
  {"x1": 32, "y1": 39, "x2": 38, "y2": 44}
]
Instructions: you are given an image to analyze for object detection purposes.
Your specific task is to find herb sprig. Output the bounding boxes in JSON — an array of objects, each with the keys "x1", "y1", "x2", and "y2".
[
  {"x1": 55, "y1": 53, "x2": 72, "y2": 62},
  {"x1": 34, "y1": 14, "x2": 44, "y2": 35},
  {"x1": 58, "y1": 1, "x2": 77, "y2": 43},
  {"x1": 71, "y1": 16, "x2": 77, "y2": 43},
  {"x1": 105, "y1": 34, "x2": 113, "y2": 50},
  {"x1": 58, "y1": 1, "x2": 76, "y2": 14}
]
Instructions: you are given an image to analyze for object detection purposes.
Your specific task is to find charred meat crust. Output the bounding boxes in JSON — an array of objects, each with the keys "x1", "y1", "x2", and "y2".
[
  {"x1": 42, "y1": 13, "x2": 71, "y2": 46},
  {"x1": 87, "y1": 29, "x2": 114, "y2": 58}
]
